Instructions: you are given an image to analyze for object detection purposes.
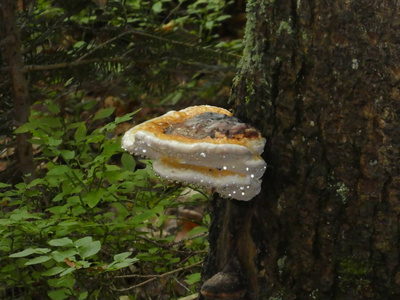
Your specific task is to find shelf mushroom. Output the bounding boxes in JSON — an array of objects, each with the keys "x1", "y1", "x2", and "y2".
[{"x1": 121, "y1": 105, "x2": 267, "y2": 201}]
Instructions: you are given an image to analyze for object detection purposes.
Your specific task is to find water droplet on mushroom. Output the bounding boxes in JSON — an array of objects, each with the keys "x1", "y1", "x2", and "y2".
[
  {"x1": 251, "y1": 174, "x2": 255, "y2": 178},
  {"x1": 223, "y1": 166, "x2": 227, "y2": 170},
  {"x1": 142, "y1": 149, "x2": 147, "y2": 153},
  {"x1": 246, "y1": 167, "x2": 249, "y2": 171},
  {"x1": 200, "y1": 152, "x2": 206, "y2": 158},
  {"x1": 241, "y1": 192, "x2": 245, "y2": 196},
  {"x1": 240, "y1": 186, "x2": 244, "y2": 190}
]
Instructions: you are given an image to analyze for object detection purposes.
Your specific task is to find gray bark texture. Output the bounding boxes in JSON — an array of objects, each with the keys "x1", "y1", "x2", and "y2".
[{"x1": 201, "y1": 0, "x2": 400, "y2": 299}]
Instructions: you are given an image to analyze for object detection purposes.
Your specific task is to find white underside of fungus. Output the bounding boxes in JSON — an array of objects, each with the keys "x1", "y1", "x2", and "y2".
[{"x1": 121, "y1": 105, "x2": 267, "y2": 201}]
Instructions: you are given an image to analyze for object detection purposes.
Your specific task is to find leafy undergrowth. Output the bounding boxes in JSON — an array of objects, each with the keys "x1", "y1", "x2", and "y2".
[{"x1": 0, "y1": 99, "x2": 209, "y2": 300}]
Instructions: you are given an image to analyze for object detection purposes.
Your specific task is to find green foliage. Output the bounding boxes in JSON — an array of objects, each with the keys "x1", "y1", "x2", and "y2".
[
  {"x1": 20, "y1": 0, "x2": 240, "y2": 105},
  {"x1": 0, "y1": 0, "x2": 245, "y2": 297},
  {"x1": 0, "y1": 101, "x2": 209, "y2": 299}
]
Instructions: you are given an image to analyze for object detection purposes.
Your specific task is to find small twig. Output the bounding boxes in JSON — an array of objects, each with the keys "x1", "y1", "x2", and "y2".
[
  {"x1": 111, "y1": 260, "x2": 203, "y2": 292},
  {"x1": 22, "y1": 57, "x2": 131, "y2": 72},
  {"x1": 137, "y1": 234, "x2": 207, "y2": 255},
  {"x1": 167, "y1": 232, "x2": 208, "y2": 247}
]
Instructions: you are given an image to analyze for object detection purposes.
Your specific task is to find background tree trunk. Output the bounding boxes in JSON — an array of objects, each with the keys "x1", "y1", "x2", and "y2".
[
  {"x1": 0, "y1": 0, "x2": 35, "y2": 182},
  {"x1": 201, "y1": 0, "x2": 400, "y2": 299}
]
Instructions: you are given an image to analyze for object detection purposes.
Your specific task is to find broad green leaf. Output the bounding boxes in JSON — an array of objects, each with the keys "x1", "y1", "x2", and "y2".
[
  {"x1": 14, "y1": 122, "x2": 37, "y2": 134},
  {"x1": 25, "y1": 255, "x2": 51, "y2": 266},
  {"x1": 0, "y1": 183, "x2": 11, "y2": 188},
  {"x1": 51, "y1": 249, "x2": 77, "y2": 262},
  {"x1": 108, "y1": 258, "x2": 138, "y2": 270},
  {"x1": 39, "y1": 116, "x2": 62, "y2": 128},
  {"x1": 74, "y1": 123, "x2": 87, "y2": 143},
  {"x1": 186, "y1": 272, "x2": 201, "y2": 285},
  {"x1": 152, "y1": 1, "x2": 162, "y2": 13},
  {"x1": 121, "y1": 153, "x2": 136, "y2": 170},
  {"x1": 49, "y1": 276, "x2": 76, "y2": 289},
  {"x1": 48, "y1": 137, "x2": 62, "y2": 146},
  {"x1": 113, "y1": 252, "x2": 132, "y2": 262},
  {"x1": 78, "y1": 240, "x2": 101, "y2": 259},
  {"x1": 47, "y1": 165, "x2": 71, "y2": 176},
  {"x1": 46, "y1": 101, "x2": 61, "y2": 114},
  {"x1": 10, "y1": 248, "x2": 51, "y2": 258},
  {"x1": 48, "y1": 237, "x2": 74, "y2": 247},
  {"x1": 85, "y1": 189, "x2": 104, "y2": 208},
  {"x1": 78, "y1": 291, "x2": 88, "y2": 300},
  {"x1": 132, "y1": 210, "x2": 156, "y2": 224},
  {"x1": 93, "y1": 107, "x2": 115, "y2": 121},
  {"x1": 42, "y1": 266, "x2": 66, "y2": 276},
  {"x1": 189, "y1": 225, "x2": 208, "y2": 236},
  {"x1": 59, "y1": 267, "x2": 76, "y2": 277},
  {"x1": 52, "y1": 194, "x2": 63, "y2": 202},
  {"x1": 74, "y1": 236, "x2": 93, "y2": 248},
  {"x1": 48, "y1": 289, "x2": 69, "y2": 300},
  {"x1": 60, "y1": 150, "x2": 75, "y2": 160},
  {"x1": 114, "y1": 109, "x2": 141, "y2": 124}
]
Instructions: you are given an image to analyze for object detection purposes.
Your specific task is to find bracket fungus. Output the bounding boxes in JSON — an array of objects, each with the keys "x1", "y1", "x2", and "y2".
[{"x1": 122, "y1": 105, "x2": 266, "y2": 201}]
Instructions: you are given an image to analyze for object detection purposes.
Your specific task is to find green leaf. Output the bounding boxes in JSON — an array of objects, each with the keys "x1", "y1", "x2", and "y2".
[
  {"x1": 108, "y1": 258, "x2": 138, "y2": 270},
  {"x1": 14, "y1": 122, "x2": 36, "y2": 134},
  {"x1": 0, "y1": 183, "x2": 11, "y2": 188},
  {"x1": 78, "y1": 240, "x2": 101, "y2": 259},
  {"x1": 85, "y1": 189, "x2": 104, "y2": 208},
  {"x1": 48, "y1": 237, "x2": 74, "y2": 247},
  {"x1": 49, "y1": 276, "x2": 76, "y2": 289},
  {"x1": 78, "y1": 291, "x2": 89, "y2": 300},
  {"x1": 121, "y1": 153, "x2": 136, "y2": 170},
  {"x1": 48, "y1": 289, "x2": 70, "y2": 300},
  {"x1": 59, "y1": 267, "x2": 76, "y2": 277},
  {"x1": 152, "y1": 1, "x2": 162, "y2": 13},
  {"x1": 186, "y1": 272, "x2": 201, "y2": 285},
  {"x1": 113, "y1": 252, "x2": 132, "y2": 262},
  {"x1": 189, "y1": 225, "x2": 208, "y2": 237},
  {"x1": 74, "y1": 41, "x2": 86, "y2": 48},
  {"x1": 114, "y1": 109, "x2": 140, "y2": 124},
  {"x1": 60, "y1": 150, "x2": 75, "y2": 160},
  {"x1": 10, "y1": 248, "x2": 51, "y2": 258},
  {"x1": 42, "y1": 266, "x2": 66, "y2": 276},
  {"x1": 132, "y1": 210, "x2": 156, "y2": 224},
  {"x1": 51, "y1": 249, "x2": 77, "y2": 262},
  {"x1": 74, "y1": 123, "x2": 87, "y2": 143},
  {"x1": 25, "y1": 255, "x2": 51, "y2": 266},
  {"x1": 47, "y1": 165, "x2": 71, "y2": 176},
  {"x1": 74, "y1": 236, "x2": 93, "y2": 248},
  {"x1": 93, "y1": 107, "x2": 115, "y2": 120}
]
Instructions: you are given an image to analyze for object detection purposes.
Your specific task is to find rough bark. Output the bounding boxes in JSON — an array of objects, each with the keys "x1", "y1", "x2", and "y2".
[
  {"x1": 201, "y1": 0, "x2": 400, "y2": 299},
  {"x1": 1, "y1": 0, "x2": 35, "y2": 182}
]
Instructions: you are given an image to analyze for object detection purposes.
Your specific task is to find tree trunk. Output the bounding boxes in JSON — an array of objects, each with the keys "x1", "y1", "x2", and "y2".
[
  {"x1": 201, "y1": 0, "x2": 400, "y2": 299},
  {"x1": 1, "y1": 0, "x2": 35, "y2": 182}
]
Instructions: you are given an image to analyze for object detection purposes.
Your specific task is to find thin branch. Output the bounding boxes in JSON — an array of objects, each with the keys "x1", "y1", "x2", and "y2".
[
  {"x1": 127, "y1": 29, "x2": 242, "y2": 60},
  {"x1": 76, "y1": 29, "x2": 241, "y2": 62},
  {"x1": 167, "y1": 232, "x2": 208, "y2": 247},
  {"x1": 111, "y1": 260, "x2": 203, "y2": 292},
  {"x1": 137, "y1": 234, "x2": 207, "y2": 255},
  {"x1": 22, "y1": 57, "x2": 132, "y2": 72}
]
